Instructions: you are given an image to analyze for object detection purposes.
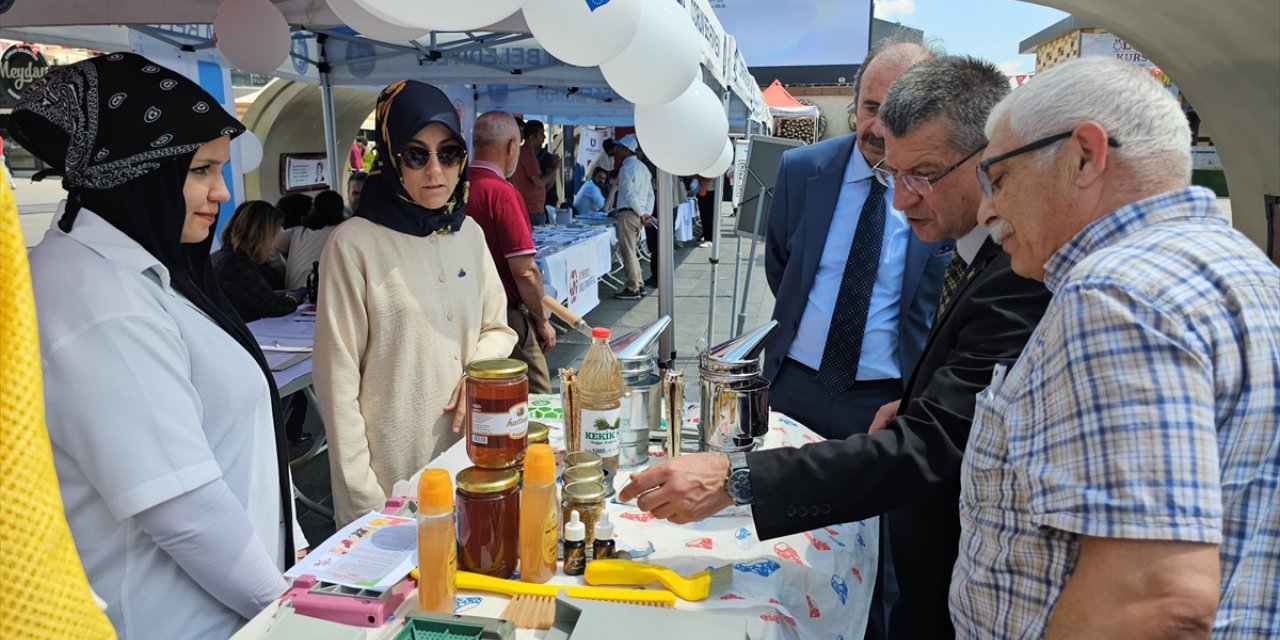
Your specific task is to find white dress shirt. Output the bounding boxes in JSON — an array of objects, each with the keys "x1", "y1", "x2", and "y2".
[{"x1": 29, "y1": 209, "x2": 284, "y2": 639}]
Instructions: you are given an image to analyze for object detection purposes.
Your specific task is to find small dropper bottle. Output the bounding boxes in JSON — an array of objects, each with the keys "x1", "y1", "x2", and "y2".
[
  {"x1": 591, "y1": 511, "x2": 615, "y2": 560},
  {"x1": 563, "y1": 510, "x2": 587, "y2": 576}
]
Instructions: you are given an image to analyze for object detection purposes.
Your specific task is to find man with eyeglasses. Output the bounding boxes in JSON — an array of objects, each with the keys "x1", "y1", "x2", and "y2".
[
  {"x1": 620, "y1": 55, "x2": 1050, "y2": 640},
  {"x1": 951, "y1": 57, "x2": 1280, "y2": 638},
  {"x1": 761, "y1": 40, "x2": 950, "y2": 442}
]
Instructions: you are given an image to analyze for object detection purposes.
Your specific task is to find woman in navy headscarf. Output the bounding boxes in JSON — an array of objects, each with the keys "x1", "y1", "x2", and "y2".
[{"x1": 313, "y1": 80, "x2": 516, "y2": 526}]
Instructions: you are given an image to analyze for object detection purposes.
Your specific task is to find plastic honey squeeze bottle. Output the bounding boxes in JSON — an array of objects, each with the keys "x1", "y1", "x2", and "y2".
[
  {"x1": 417, "y1": 469, "x2": 456, "y2": 612},
  {"x1": 519, "y1": 444, "x2": 558, "y2": 583}
]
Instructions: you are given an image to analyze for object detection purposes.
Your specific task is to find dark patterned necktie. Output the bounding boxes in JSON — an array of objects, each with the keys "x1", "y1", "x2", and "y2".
[
  {"x1": 818, "y1": 179, "x2": 887, "y2": 394},
  {"x1": 935, "y1": 252, "x2": 970, "y2": 321}
]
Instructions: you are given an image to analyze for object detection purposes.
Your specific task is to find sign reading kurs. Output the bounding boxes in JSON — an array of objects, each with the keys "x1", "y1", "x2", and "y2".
[{"x1": 1, "y1": 45, "x2": 49, "y2": 102}]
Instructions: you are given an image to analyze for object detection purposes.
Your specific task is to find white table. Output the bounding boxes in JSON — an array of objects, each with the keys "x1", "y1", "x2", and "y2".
[
  {"x1": 248, "y1": 313, "x2": 315, "y2": 396},
  {"x1": 236, "y1": 397, "x2": 879, "y2": 640},
  {"x1": 533, "y1": 225, "x2": 614, "y2": 317},
  {"x1": 249, "y1": 313, "x2": 331, "y2": 519}
]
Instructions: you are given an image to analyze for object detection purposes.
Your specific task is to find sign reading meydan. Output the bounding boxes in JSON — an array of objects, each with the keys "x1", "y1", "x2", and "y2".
[{"x1": 1, "y1": 45, "x2": 49, "y2": 102}]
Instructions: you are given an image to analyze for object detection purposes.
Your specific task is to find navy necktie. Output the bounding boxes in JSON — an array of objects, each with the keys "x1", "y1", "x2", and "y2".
[{"x1": 818, "y1": 179, "x2": 887, "y2": 394}]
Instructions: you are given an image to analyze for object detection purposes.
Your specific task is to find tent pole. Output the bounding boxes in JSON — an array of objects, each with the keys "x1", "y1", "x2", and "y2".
[
  {"x1": 317, "y1": 34, "x2": 342, "y2": 192},
  {"x1": 737, "y1": 162, "x2": 768, "y2": 336},
  {"x1": 727, "y1": 119, "x2": 752, "y2": 339},
  {"x1": 656, "y1": 169, "x2": 675, "y2": 365},
  {"x1": 706, "y1": 86, "x2": 732, "y2": 349}
]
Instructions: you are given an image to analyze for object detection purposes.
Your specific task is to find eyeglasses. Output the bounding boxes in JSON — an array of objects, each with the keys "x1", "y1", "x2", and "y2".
[
  {"x1": 397, "y1": 144, "x2": 467, "y2": 170},
  {"x1": 872, "y1": 144, "x2": 986, "y2": 195},
  {"x1": 976, "y1": 130, "x2": 1120, "y2": 198}
]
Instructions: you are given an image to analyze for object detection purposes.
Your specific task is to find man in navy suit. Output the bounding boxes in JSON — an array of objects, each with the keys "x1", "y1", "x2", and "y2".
[{"x1": 764, "y1": 42, "x2": 952, "y2": 441}]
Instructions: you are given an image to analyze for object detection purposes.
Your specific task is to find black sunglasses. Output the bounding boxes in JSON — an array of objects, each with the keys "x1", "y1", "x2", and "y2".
[
  {"x1": 398, "y1": 144, "x2": 467, "y2": 170},
  {"x1": 977, "y1": 130, "x2": 1120, "y2": 198}
]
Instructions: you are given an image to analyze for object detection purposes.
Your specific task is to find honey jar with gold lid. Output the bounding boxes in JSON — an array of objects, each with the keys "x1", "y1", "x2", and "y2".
[
  {"x1": 465, "y1": 359, "x2": 529, "y2": 469},
  {"x1": 456, "y1": 466, "x2": 520, "y2": 578}
]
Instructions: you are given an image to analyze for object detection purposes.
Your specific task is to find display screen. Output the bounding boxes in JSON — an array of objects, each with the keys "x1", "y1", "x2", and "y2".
[{"x1": 710, "y1": 0, "x2": 872, "y2": 69}]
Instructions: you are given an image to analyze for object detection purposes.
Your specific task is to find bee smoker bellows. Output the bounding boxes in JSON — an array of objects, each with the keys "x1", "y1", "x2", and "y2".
[{"x1": 698, "y1": 321, "x2": 778, "y2": 453}]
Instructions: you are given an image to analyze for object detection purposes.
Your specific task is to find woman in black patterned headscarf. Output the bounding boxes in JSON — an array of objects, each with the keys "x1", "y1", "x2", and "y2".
[
  {"x1": 313, "y1": 80, "x2": 516, "y2": 526},
  {"x1": 12, "y1": 52, "x2": 297, "y2": 639}
]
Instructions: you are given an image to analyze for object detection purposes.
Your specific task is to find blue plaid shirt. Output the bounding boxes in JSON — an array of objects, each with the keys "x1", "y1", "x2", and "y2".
[{"x1": 950, "y1": 187, "x2": 1280, "y2": 638}]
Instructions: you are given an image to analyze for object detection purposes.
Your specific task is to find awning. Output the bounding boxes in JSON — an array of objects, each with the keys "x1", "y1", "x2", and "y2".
[{"x1": 762, "y1": 79, "x2": 819, "y2": 119}]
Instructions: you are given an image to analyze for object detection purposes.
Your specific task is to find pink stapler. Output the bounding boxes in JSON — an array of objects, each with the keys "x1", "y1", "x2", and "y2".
[{"x1": 279, "y1": 497, "x2": 418, "y2": 627}]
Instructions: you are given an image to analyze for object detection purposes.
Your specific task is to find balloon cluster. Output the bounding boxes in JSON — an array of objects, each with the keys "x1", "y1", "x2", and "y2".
[{"x1": 215, "y1": 0, "x2": 734, "y2": 177}]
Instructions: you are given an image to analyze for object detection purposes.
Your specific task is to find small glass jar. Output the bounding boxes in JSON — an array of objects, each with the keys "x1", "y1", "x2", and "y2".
[
  {"x1": 465, "y1": 359, "x2": 529, "y2": 469},
  {"x1": 561, "y1": 480, "x2": 606, "y2": 549},
  {"x1": 562, "y1": 466, "x2": 605, "y2": 487},
  {"x1": 527, "y1": 421, "x2": 550, "y2": 446},
  {"x1": 456, "y1": 466, "x2": 520, "y2": 578},
  {"x1": 562, "y1": 451, "x2": 603, "y2": 473}
]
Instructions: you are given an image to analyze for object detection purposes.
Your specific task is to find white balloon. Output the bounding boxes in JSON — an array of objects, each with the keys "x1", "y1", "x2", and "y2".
[
  {"x1": 698, "y1": 138, "x2": 734, "y2": 178},
  {"x1": 237, "y1": 130, "x2": 264, "y2": 173},
  {"x1": 634, "y1": 80, "x2": 729, "y2": 176},
  {"x1": 352, "y1": 0, "x2": 522, "y2": 31},
  {"x1": 326, "y1": 0, "x2": 428, "y2": 42},
  {"x1": 214, "y1": 0, "x2": 291, "y2": 75},
  {"x1": 524, "y1": 0, "x2": 641, "y2": 67},
  {"x1": 600, "y1": 1, "x2": 700, "y2": 105}
]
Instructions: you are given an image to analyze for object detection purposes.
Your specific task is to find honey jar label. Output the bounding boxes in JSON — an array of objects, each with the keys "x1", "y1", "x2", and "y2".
[
  {"x1": 471, "y1": 402, "x2": 529, "y2": 441},
  {"x1": 579, "y1": 408, "x2": 621, "y2": 458}
]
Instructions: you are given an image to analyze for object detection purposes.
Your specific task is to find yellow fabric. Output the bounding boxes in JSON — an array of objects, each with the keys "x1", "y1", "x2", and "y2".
[{"x1": 0, "y1": 180, "x2": 116, "y2": 638}]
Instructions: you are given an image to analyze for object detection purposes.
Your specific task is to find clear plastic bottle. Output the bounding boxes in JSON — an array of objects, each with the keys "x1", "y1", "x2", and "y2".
[
  {"x1": 576, "y1": 327, "x2": 623, "y2": 469},
  {"x1": 519, "y1": 444, "x2": 558, "y2": 583},
  {"x1": 416, "y1": 469, "x2": 456, "y2": 613}
]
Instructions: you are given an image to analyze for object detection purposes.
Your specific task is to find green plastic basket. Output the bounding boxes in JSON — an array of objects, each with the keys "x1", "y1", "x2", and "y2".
[{"x1": 392, "y1": 618, "x2": 485, "y2": 640}]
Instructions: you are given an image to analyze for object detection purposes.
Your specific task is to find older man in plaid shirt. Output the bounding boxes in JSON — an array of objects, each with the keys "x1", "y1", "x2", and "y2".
[{"x1": 954, "y1": 57, "x2": 1280, "y2": 638}]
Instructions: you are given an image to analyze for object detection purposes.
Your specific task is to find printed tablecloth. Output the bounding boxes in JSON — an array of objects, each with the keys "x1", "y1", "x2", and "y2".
[
  {"x1": 237, "y1": 396, "x2": 879, "y2": 640},
  {"x1": 421, "y1": 394, "x2": 879, "y2": 640}
]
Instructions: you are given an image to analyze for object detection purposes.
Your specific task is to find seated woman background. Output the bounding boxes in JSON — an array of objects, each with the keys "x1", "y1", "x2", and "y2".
[
  {"x1": 275, "y1": 189, "x2": 344, "y2": 290},
  {"x1": 213, "y1": 200, "x2": 302, "y2": 322}
]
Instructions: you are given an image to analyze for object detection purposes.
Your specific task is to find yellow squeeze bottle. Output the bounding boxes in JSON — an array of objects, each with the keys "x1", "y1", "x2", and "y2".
[
  {"x1": 519, "y1": 444, "x2": 559, "y2": 583},
  {"x1": 417, "y1": 469, "x2": 457, "y2": 612}
]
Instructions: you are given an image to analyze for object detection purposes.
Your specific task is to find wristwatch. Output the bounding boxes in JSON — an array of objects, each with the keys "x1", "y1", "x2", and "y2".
[{"x1": 724, "y1": 452, "x2": 754, "y2": 506}]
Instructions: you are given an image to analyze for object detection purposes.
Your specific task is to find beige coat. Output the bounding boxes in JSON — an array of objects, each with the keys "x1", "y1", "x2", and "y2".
[{"x1": 314, "y1": 217, "x2": 517, "y2": 525}]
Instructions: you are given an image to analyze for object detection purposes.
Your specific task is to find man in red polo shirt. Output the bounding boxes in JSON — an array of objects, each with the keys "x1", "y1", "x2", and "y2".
[
  {"x1": 510, "y1": 119, "x2": 560, "y2": 226},
  {"x1": 467, "y1": 111, "x2": 556, "y2": 392}
]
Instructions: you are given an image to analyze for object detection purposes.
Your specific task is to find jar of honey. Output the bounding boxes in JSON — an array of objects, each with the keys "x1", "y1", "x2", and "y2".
[
  {"x1": 456, "y1": 466, "x2": 520, "y2": 578},
  {"x1": 465, "y1": 359, "x2": 529, "y2": 469}
]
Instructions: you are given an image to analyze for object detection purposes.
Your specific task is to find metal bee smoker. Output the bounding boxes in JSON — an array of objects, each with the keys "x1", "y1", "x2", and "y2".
[
  {"x1": 611, "y1": 316, "x2": 670, "y2": 467},
  {"x1": 698, "y1": 321, "x2": 779, "y2": 453}
]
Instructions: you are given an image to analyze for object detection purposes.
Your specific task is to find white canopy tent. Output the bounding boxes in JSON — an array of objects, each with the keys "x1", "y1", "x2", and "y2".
[{"x1": 1, "y1": 0, "x2": 771, "y2": 357}]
